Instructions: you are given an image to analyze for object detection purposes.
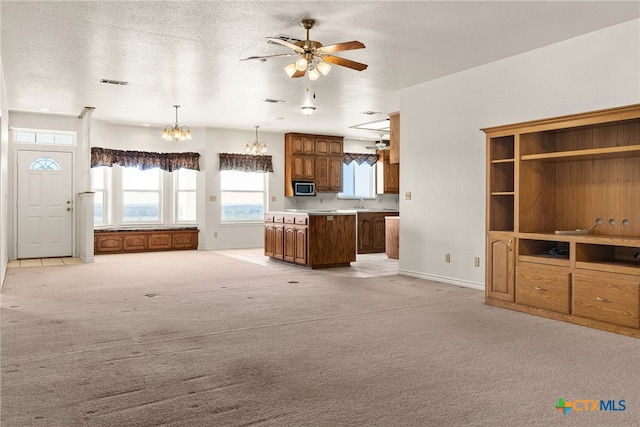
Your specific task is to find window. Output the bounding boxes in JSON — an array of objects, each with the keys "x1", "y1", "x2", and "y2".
[
  {"x1": 29, "y1": 157, "x2": 61, "y2": 170},
  {"x1": 220, "y1": 170, "x2": 266, "y2": 222},
  {"x1": 175, "y1": 168, "x2": 197, "y2": 222},
  {"x1": 16, "y1": 129, "x2": 75, "y2": 145},
  {"x1": 91, "y1": 166, "x2": 111, "y2": 226},
  {"x1": 340, "y1": 162, "x2": 375, "y2": 198},
  {"x1": 121, "y1": 167, "x2": 161, "y2": 223}
]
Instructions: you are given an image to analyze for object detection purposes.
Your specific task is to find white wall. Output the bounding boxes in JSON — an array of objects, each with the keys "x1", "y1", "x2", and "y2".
[
  {"x1": 0, "y1": 59, "x2": 8, "y2": 287},
  {"x1": 398, "y1": 19, "x2": 640, "y2": 289}
]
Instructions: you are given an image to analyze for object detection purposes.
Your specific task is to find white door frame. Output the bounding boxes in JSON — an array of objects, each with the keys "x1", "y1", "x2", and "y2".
[{"x1": 13, "y1": 147, "x2": 76, "y2": 259}]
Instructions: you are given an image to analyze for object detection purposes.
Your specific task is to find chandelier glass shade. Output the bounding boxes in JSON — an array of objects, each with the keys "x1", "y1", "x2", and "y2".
[
  {"x1": 245, "y1": 126, "x2": 268, "y2": 154},
  {"x1": 284, "y1": 59, "x2": 331, "y2": 80},
  {"x1": 161, "y1": 105, "x2": 192, "y2": 141}
]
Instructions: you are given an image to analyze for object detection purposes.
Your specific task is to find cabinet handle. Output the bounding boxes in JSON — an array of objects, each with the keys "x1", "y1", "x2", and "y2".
[
  {"x1": 534, "y1": 286, "x2": 545, "y2": 292},
  {"x1": 596, "y1": 297, "x2": 610, "y2": 302},
  {"x1": 508, "y1": 239, "x2": 513, "y2": 251}
]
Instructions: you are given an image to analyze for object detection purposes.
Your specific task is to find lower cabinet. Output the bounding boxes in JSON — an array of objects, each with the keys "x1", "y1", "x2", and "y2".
[
  {"x1": 94, "y1": 228, "x2": 198, "y2": 254},
  {"x1": 265, "y1": 215, "x2": 307, "y2": 266},
  {"x1": 357, "y1": 212, "x2": 398, "y2": 254},
  {"x1": 516, "y1": 265, "x2": 570, "y2": 314},
  {"x1": 572, "y1": 272, "x2": 639, "y2": 328},
  {"x1": 486, "y1": 235, "x2": 515, "y2": 302}
]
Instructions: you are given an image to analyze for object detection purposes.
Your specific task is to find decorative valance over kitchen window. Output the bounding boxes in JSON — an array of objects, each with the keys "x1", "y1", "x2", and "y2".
[
  {"x1": 218, "y1": 153, "x2": 273, "y2": 173},
  {"x1": 90, "y1": 147, "x2": 200, "y2": 171},
  {"x1": 343, "y1": 153, "x2": 378, "y2": 166}
]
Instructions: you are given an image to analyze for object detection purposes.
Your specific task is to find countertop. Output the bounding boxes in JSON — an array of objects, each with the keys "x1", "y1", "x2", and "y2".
[{"x1": 283, "y1": 208, "x2": 399, "y2": 215}]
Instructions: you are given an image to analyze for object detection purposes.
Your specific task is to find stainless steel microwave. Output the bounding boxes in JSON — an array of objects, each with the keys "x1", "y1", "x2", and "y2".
[{"x1": 293, "y1": 181, "x2": 316, "y2": 196}]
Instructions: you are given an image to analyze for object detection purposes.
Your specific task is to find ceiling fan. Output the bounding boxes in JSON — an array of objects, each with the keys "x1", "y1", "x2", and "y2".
[
  {"x1": 241, "y1": 19, "x2": 368, "y2": 80},
  {"x1": 366, "y1": 140, "x2": 390, "y2": 151}
]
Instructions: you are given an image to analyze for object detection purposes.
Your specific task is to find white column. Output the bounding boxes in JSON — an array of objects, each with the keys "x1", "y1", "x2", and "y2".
[{"x1": 77, "y1": 192, "x2": 95, "y2": 263}]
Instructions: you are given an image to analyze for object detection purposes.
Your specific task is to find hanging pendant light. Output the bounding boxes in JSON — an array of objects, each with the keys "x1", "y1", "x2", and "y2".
[
  {"x1": 161, "y1": 105, "x2": 192, "y2": 141},
  {"x1": 245, "y1": 126, "x2": 268, "y2": 154}
]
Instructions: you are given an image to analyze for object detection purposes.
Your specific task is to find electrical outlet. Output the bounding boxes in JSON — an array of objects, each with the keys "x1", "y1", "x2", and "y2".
[
  {"x1": 445, "y1": 253, "x2": 450, "y2": 263},
  {"x1": 474, "y1": 257, "x2": 480, "y2": 267},
  {"x1": 405, "y1": 191, "x2": 412, "y2": 200},
  {"x1": 271, "y1": 196, "x2": 276, "y2": 202},
  {"x1": 209, "y1": 195, "x2": 216, "y2": 202}
]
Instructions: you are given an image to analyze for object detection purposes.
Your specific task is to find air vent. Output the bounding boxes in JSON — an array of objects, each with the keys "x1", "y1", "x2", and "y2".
[
  {"x1": 268, "y1": 34, "x2": 302, "y2": 45},
  {"x1": 100, "y1": 79, "x2": 129, "y2": 86},
  {"x1": 263, "y1": 99, "x2": 286, "y2": 104},
  {"x1": 360, "y1": 111, "x2": 382, "y2": 115}
]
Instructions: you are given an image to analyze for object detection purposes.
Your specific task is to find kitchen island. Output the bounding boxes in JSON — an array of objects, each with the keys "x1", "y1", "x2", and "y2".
[{"x1": 264, "y1": 210, "x2": 356, "y2": 268}]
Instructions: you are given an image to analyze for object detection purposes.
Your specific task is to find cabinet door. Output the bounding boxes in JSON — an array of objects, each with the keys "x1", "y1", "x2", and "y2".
[
  {"x1": 294, "y1": 226, "x2": 308, "y2": 265},
  {"x1": 389, "y1": 112, "x2": 400, "y2": 164},
  {"x1": 358, "y1": 216, "x2": 373, "y2": 253},
  {"x1": 329, "y1": 156, "x2": 343, "y2": 192},
  {"x1": 284, "y1": 226, "x2": 296, "y2": 262},
  {"x1": 273, "y1": 225, "x2": 284, "y2": 260},
  {"x1": 373, "y1": 216, "x2": 386, "y2": 252},
  {"x1": 123, "y1": 234, "x2": 147, "y2": 252},
  {"x1": 264, "y1": 224, "x2": 275, "y2": 257},
  {"x1": 292, "y1": 136, "x2": 315, "y2": 154},
  {"x1": 292, "y1": 155, "x2": 315, "y2": 181},
  {"x1": 315, "y1": 156, "x2": 329, "y2": 191},
  {"x1": 329, "y1": 139, "x2": 343, "y2": 155},
  {"x1": 487, "y1": 236, "x2": 515, "y2": 301},
  {"x1": 315, "y1": 138, "x2": 329, "y2": 155}
]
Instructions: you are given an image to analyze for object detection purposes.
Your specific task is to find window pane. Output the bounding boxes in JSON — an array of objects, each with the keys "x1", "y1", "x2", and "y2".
[
  {"x1": 123, "y1": 192, "x2": 160, "y2": 221},
  {"x1": 16, "y1": 132, "x2": 36, "y2": 143},
  {"x1": 54, "y1": 134, "x2": 73, "y2": 145},
  {"x1": 221, "y1": 191, "x2": 264, "y2": 221},
  {"x1": 342, "y1": 163, "x2": 355, "y2": 196},
  {"x1": 92, "y1": 166, "x2": 105, "y2": 189},
  {"x1": 122, "y1": 167, "x2": 160, "y2": 190},
  {"x1": 94, "y1": 191, "x2": 104, "y2": 225},
  {"x1": 177, "y1": 168, "x2": 197, "y2": 190},
  {"x1": 220, "y1": 171, "x2": 263, "y2": 191},
  {"x1": 354, "y1": 163, "x2": 373, "y2": 196},
  {"x1": 177, "y1": 192, "x2": 196, "y2": 221},
  {"x1": 35, "y1": 133, "x2": 55, "y2": 144}
]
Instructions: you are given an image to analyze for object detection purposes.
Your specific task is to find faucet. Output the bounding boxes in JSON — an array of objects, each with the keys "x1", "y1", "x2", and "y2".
[{"x1": 354, "y1": 199, "x2": 365, "y2": 209}]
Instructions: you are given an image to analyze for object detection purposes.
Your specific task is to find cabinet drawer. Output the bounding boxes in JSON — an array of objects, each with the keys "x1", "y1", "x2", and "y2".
[
  {"x1": 295, "y1": 216, "x2": 308, "y2": 225},
  {"x1": 264, "y1": 214, "x2": 274, "y2": 222},
  {"x1": 284, "y1": 216, "x2": 296, "y2": 224},
  {"x1": 273, "y1": 215, "x2": 284, "y2": 223},
  {"x1": 572, "y1": 273, "x2": 639, "y2": 328},
  {"x1": 516, "y1": 265, "x2": 570, "y2": 314}
]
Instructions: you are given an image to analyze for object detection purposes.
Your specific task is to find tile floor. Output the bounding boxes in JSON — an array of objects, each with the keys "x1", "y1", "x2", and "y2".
[{"x1": 8, "y1": 257, "x2": 84, "y2": 268}]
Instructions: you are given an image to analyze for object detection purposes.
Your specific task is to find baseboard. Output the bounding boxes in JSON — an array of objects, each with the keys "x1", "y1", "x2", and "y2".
[{"x1": 399, "y1": 269, "x2": 484, "y2": 291}]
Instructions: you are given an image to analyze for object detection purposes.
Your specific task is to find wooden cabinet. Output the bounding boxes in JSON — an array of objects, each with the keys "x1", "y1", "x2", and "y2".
[
  {"x1": 376, "y1": 148, "x2": 399, "y2": 194},
  {"x1": 385, "y1": 216, "x2": 399, "y2": 259},
  {"x1": 94, "y1": 228, "x2": 198, "y2": 255},
  {"x1": 357, "y1": 211, "x2": 398, "y2": 254},
  {"x1": 284, "y1": 133, "x2": 344, "y2": 197},
  {"x1": 483, "y1": 104, "x2": 640, "y2": 338},
  {"x1": 264, "y1": 213, "x2": 355, "y2": 268},
  {"x1": 486, "y1": 235, "x2": 515, "y2": 302},
  {"x1": 389, "y1": 112, "x2": 400, "y2": 164}
]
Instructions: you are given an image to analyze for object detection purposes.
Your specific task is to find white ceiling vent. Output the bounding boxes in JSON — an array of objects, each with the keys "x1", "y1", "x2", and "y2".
[
  {"x1": 263, "y1": 99, "x2": 285, "y2": 104},
  {"x1": 100, "y1": 79, "x2": 129, "y2": 86}
]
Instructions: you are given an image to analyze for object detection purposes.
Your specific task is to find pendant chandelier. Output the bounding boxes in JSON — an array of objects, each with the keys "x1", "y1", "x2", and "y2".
[
  {"x1": 245, "y1": 126, "x2": 268, "y2": 154},
  {"x1": 161, "y1": 105, "x2": 192, "y2": 141}
]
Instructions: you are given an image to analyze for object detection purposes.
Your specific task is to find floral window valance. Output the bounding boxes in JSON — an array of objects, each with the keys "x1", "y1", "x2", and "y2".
[
  {"x1": 218, "y1": 153, "x2": 273, "y2": 173},
  {"x1": 91, "y1": 147, "x2": 200, "y2": 171},
  {"x1": 343, "y1": 153, "x2": 378, "y2": 166}
]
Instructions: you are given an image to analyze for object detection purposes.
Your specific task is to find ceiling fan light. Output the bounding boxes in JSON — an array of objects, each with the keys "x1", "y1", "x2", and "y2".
[
  {"x1": 295, "y1": 57, "x2": 308, "y2": 72},
  {"x1": 301, "y1": 106, "x2": 316, "y2": 116},
  {"x1": 308, "y1": 67, "x2": 320, "y2": 81},
  {"x1": 284, "y1": 63, "x2": 297, "y2": 77},
  {"x1": 316, "y1": 61, "x2": 331, "y2": 76}
]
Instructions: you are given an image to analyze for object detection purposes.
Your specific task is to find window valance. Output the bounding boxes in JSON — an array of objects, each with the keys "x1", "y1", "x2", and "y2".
[
  {"x1": 343, "y1": 153, "x2": 378, "y2": 166},
  {"x1": 218, "y1": 153, "x2": 273, "y2": 173},
  {"x1": 91, "y1": 147, "x2": 200, "y2": 171}
]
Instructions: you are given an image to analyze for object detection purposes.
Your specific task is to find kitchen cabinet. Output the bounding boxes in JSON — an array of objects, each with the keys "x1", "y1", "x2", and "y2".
[
  {"x1": 284, "y1": 133, "x2": 344, "y2": 197},
  {"x1": 389, "y1": 112, "x2": 400, "y2": 164},
  {"x1": 357, "y1": 211, "x2": 399, "y2": 254},
  {"x1": 376, "y1": 148, "x2": 399, "y2": 194},
  {"x1": 94, "y1": 228, "x2": 198, "y2": 255},
  {"x1": 483, "y1": 103, "x2": 640, "y2": 338},
  {"x1": 385, "y1": 216, "x2": 399, "y2": 259},
  {"x1": 264, "y1": 212, "x2": 355, "y2": 268}
]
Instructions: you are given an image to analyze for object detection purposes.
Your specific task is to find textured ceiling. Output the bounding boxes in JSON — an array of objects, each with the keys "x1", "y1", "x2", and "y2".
[{"x1": 2, "y1": 1, "x2": 639, "y2": 140}]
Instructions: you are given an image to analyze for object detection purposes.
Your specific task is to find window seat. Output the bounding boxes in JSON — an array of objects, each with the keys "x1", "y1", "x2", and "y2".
[{"x1": 94, "y1": 227, "x2": 198, "y2": 254}]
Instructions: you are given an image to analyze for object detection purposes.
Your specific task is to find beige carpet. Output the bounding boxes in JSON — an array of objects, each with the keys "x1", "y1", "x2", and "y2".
[{"x1": 1, "y1": 250, "x2": 639, "y2": 426}]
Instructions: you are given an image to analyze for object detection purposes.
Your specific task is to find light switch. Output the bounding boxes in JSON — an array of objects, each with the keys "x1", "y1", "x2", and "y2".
[
  {"x1": 271, "y1": 196, "x2": 277, "y2": 202},
  {"x1": 405, "y1": 191, "x2": 411, "y2": 200},
  {"x1": 209, "y1": 195, "x2": 217, "y2": 202}
]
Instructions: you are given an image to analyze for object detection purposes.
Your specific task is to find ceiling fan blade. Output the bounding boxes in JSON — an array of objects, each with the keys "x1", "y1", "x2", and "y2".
[
  {"x1": 321, "y1": 55, "x2": 368, "y2": 71},
  {"x1": 266, "y1": 37, "x2": 304, "y2": 53},
  {"x1": 317, "y1": 41, "x2": 365, "y2": 54},
  {"x1": 290, "y1": 68, "x2": 305, "y2": 78},
  {"x1": 240, "y1": 53, "x2": 294, "y2": 62}
]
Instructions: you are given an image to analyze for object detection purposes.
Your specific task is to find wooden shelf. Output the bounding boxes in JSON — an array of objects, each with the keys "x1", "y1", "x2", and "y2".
[
  {"x1": 491, "y1": 158, "x2": 515, "y2": 164},
  {"x1": 491, "y1": 192, "x2": 514, "y2": 196},
  {"x1": 521, "y1": 144, "x2": 640, "y2": 162}
]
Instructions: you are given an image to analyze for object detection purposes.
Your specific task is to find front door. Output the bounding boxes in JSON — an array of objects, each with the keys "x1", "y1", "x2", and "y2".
[{"x1": 17, "y1": 150, "x2": 73, "y2": 259}]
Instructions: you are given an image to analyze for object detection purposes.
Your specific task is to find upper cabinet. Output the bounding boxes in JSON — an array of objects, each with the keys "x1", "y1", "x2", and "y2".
[
  {"x1": 376, "y1": 148, "x2": 399, "y2": 194},
  {"x1": 389, "y1": 112, "x2": 400, "y2": 164},
  {"x1": 284, "y1": 133, "x2": 344, "y2": 197}
]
